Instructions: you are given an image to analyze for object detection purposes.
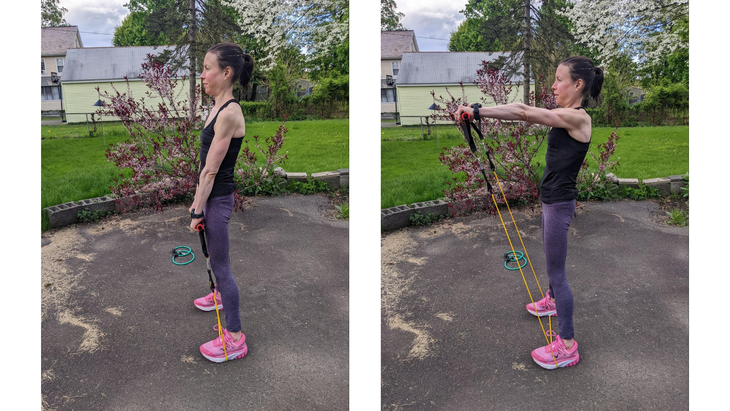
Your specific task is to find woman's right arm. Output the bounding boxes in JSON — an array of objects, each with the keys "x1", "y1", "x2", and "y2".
[
  {"x1": 454, "y1": 103, "x2": 589, "y2": 141},
  {"x1": 189, "y1": 162, "x2": 201, "y2": 213}
]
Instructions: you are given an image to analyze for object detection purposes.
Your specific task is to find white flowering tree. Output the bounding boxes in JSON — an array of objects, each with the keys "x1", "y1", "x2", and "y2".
[
  {"x1": 223, "y1": 0, "x2": 349, "y2": 71},
  {"x1": 560, "y1": 0, "x2": 688, "y2": 68}
]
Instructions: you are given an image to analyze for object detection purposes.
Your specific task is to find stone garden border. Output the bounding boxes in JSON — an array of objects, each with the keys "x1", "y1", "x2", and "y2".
[
  {"x1": 43, "y1": 168, "x2": 349, "y2": 229},
  {"x1": 381, "y1": 174, "x2": 688, "y2": 232}
]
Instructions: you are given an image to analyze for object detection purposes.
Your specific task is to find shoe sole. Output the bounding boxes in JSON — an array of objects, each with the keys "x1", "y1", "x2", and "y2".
[
  {"x1": 201, "y1": 344, "x2": 248, "y2": 363},
  {"x1": 194, "y1": 303, "x2": 223, "y2": 312},
  {"x1": 532, "y1": 353, "x2": 580, "y2": 369},
  {"x1": 527, "y1": 308, "x2": 557, "y2": 317}
]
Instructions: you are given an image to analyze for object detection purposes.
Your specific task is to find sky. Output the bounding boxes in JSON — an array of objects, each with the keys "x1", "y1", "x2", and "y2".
[
  {"x1": 57, "y1": 0, "x2": 129, "y2": 47},
  {"x1": 55, "y1": 0, "x2": 465, "y2": 50},
  {"x1": 393, "y1": 0, "x2": 466, "y2": 51}
]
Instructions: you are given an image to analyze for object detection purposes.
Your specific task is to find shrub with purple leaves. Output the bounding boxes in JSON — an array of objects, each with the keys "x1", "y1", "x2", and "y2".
[
  {"x1": 99, "y1": 54, "x2": 288, "y2": 213},
  {"x1": 576, "y1": 125, "x2": 620, "y2": 196},
  {"x1": 98, "y1": 54, "x2": 206, "y2": 212},
  {"x1": 235, "y1": 121, "x2": 289, "y2": 201},
  {"x1": 431, "y1": 61, "x2": 556, "y2": 216}
]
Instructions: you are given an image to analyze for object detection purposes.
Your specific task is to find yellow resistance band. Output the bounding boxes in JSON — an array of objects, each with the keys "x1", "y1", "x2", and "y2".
[
  {"x1": 490, "y1": 172, "x2": 558, "y2": 368},
  {"x1": 207, "y1": 257, "x2": 228, "y2": 362}
]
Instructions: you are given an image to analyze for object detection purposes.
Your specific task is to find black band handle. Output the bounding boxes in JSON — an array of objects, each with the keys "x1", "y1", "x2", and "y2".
[
  {"x1": 196, "y1": 224, "x2": 208, "y2": 258},
  {"x1": 461, "y1": 121, "x2": 477, "y2": 153}
]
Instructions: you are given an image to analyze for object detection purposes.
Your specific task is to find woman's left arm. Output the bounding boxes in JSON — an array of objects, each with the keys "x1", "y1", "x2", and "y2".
[{"x1": 189, "y1": 109, "x2": 237, "y2": 230}]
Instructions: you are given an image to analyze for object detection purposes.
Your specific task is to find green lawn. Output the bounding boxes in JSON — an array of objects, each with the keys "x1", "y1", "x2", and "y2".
[
  {"x1": 41, "y1": 119, "x2": 349, "y2": 213},
  {"x1": 42, "y1": 120, "x2": 129, "y2": 139},
  {"x1": 382, "y1": 125, "x2": 689, "y2": 209}
]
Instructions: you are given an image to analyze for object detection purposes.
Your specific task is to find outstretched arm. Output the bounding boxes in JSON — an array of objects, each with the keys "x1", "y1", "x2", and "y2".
[{"x1": 454, "y1": 103, "x2": 585, "y2": 133}]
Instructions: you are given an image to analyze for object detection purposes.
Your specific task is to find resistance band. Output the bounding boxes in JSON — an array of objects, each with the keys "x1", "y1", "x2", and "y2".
[
  {"x1": 196, "y1": 223, "x2": 228, "y2": 361},
  {"x1": 460, "y1": 105, "x2": 558, "y2": 367},
  {"x1": 172, "y1": 246, "x2": 195, "y2": 265},
  {"x1": 504, "y1": 251, "x2": 527, "y2": 271}
]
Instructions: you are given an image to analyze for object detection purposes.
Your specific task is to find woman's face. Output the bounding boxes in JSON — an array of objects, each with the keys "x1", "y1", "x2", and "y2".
[
  {"x1": 200, "y1": 52, "x2": 230, "y2": 96},
  {"x1": 552, "y1": 64, "x2": 581, "y2": 107}
]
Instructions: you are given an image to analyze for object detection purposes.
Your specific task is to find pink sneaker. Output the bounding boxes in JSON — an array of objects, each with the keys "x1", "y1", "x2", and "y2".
[
  {"x1": 531, "y1": 331, "x2": 579, "y2": 369},
  {"x1": 199, "y1": 326, "x2": 248, "y2": 363},
  {"x1": 194, "y1": 289, "x2": 223, "y2": 312},
  {"x1": 526, "y1": 291, "x2": 557, "y2": 317}
]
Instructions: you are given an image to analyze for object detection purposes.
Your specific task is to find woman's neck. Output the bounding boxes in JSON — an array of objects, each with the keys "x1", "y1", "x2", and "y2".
[
  {"x1": 563, "y1": 95, "x2": 583, "y2": 109},
  {"x1": 213, "y1": 88, "x2": 235, "y2": 107}
]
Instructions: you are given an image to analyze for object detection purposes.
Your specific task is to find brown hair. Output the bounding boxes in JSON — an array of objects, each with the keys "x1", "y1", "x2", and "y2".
[{"x1": 207, "y1": 43, "x2": 254, "y2": 88}]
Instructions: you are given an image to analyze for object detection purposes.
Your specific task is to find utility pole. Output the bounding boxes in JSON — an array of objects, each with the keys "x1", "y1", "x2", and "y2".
[
  {"x1": 523, "y1": 0, "x2": 531, "y2": 104},
  {"x1": 189, "y1": 0, "x2": 198, "y2": 120}
]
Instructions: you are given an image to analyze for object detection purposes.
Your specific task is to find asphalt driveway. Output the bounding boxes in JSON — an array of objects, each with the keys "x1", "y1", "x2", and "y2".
[
  {"x1": 381, "y1": 200, "x2": 688, "y2": 410},
  {"x1": 41, "y1": 194, "x2": 348, "y2": 411}
]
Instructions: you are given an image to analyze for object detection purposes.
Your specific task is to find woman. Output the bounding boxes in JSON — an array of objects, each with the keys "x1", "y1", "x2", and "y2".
[
  {"x1": 189, "y1": 43, "x2": 254, "y2": 363},
  {"x1": 454, "y1": 56, "x2": 603, "y2": 369}
]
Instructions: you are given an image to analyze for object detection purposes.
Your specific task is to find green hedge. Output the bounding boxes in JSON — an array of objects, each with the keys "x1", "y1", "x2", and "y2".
[{"x1": 238, "y1": 99, "x2": 348, "y2": 122}]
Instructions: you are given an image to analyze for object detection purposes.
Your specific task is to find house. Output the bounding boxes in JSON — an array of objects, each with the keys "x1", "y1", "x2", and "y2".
[
  {"x1": 627, "y1": 86, "x2": 645, "y2": 106},
  {"x1": 42, "y1": 26, "x2": 83, "y2": 112},
  {"x1": 395, "y1": 51, "x2": 529, "y2": 120},
  {"x1": 381, "y1": 30, "x2": 419, "y2": 114},
  {"x1": 61, "y1": 46, "x2": 189, "y2": 122}
]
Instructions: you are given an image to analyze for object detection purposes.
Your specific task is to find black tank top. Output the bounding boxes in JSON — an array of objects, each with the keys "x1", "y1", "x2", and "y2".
[
  {"x1": 540, "y1": 107, "x2": 589, "y2": 204},
  {"x1": 198, "y1": 99, "x2": 244, "y2": 199}
]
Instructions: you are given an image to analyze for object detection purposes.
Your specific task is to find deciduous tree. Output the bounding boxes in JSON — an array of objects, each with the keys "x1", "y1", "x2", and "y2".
[
  {"x1": 42, "y1": 0, "x2": 68, "y2": 26},
  {"x1": 450, "y1": 1, "x2": 577, "y2": 103},
  {"x1": 381, "y1": 0, "x2": 405, "y2": 31},
  {"x1": 123, "y1": 0, "x2": 243, "y2": 117},
  {"x1": 223, "y1": 0, "x2": 349, "y2": 71},
  {"x1": 113, "y1": 12, "x2": 169, "y2": 47},
  {"x1": 559, "y1": 0, "x2": 689, "y2": 69}
]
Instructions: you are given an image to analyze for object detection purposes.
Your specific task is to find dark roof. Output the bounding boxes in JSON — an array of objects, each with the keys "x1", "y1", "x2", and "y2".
[
  {"x1": 42, "y1": 26, "x2": 83, "y2": 56},
  {"x1": 62, "y1": 46, "x2": 186, "y2": 82},
  {"x1": 396, "y1": 52, "x2": 523, "y2": 85},
  {"x1": 381, "y1": 31, "x2": 419, "y2": 59}
]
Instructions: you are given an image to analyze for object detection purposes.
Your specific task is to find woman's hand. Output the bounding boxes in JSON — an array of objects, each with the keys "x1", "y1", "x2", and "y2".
[
  {"x1": 190, "y1": 217, "x2": 204, "y2": 232},
  {"x1": 453, "y1": 105, "x2": 473, "y2": 123}
]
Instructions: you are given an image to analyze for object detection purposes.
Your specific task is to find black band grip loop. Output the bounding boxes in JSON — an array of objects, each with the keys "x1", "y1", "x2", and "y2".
[{"x1": 196, "y1": 224, "x2": 209, "y2": 259}]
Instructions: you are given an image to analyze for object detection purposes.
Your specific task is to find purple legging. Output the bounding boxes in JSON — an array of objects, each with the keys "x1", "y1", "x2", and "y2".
[
  {"x1": 203, "y1": 193, "x2": 241, "y2": 333},
  {"x1": 542, "y1": 200, "x2": 576, "y2": 340}
]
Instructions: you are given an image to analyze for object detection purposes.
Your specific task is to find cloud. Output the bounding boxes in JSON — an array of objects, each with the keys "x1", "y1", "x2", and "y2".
[
  {"x1": 59, "y1": 0, "x2": 129, "y2": 47},
  {"x1": 396, "y1": 0, "x2": 466, "y2": 51}
]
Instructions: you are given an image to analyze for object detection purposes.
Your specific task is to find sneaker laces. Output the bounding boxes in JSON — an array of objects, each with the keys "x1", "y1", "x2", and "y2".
[
  {"x1": 206, "y1": 289, "x2": 221, "y2": 303},
  {"x1": 540, "y1": 292, "x2": 555, "y2": 308},
  {"x1": 544, "y1": 330, "x2": 565, "y2": 358},
  {"x1": 211, "y1": 326, "x2": 242, "y2": 349},
  {"x1": 211, "y1": 325, "x2": 228, "y2": 348},
  {"x1": 530, "y1": 294, "x2": 552, "y2": 312}
]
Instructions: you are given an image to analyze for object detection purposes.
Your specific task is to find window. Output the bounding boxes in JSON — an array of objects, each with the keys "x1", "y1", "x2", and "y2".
[
  {"x1": 41, "y1": 58, "x2": 46, "y2": 74},
  {"x1": 391, "y1": 61, "x2": 399, "y2": 76},
  {"x1": 41, "y1": 86, "x2": 61, "y2": 101},
  {"x1": 381, "y1": 88, "x2": 395, "y2": 103},
  {"x1": 56, "y1": 58, "x2": 64, "y2": 73}
]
